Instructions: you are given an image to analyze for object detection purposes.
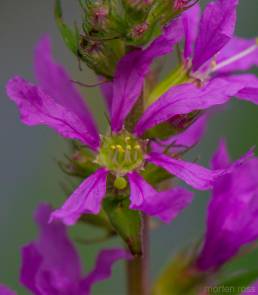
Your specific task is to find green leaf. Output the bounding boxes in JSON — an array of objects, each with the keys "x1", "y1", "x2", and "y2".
[
  {"x1": 103, "y1": 196, "x2": 142, "y2": 256},
  {"x1": 54, "y1": 0, "x2": 79, "y2": 55}
]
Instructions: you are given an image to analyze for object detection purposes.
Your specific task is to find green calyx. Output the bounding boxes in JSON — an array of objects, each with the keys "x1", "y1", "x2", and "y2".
[
  {"x1": 145, "y1": 65, "x2": 188, "y2": 108},
  {"x1": 96, "y1": 132, "x2": 145, "y2": 175}
]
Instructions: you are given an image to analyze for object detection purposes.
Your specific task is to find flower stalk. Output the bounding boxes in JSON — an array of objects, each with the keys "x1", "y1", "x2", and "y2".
[{"x1": 127, "y1": 215, "x2": 149, "y2": 295}]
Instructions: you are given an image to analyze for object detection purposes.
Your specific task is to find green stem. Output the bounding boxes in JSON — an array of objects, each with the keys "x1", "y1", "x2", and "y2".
[{"x1": 127, "y1": 215, "x2": 149, "y2": 295}]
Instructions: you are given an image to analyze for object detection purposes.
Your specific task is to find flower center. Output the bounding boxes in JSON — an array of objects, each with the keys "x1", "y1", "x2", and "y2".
[{"x1": 96, "y1": 132, "x2": 144, "y2": 175}]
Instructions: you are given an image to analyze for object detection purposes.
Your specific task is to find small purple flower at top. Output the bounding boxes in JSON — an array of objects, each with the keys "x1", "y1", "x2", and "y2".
[
  {"x1": 134, "y1": 0, "x2": 258, "y2": 135},
  {"x1": 6, "y1": 21, "x2": 253, "y2": 226},
  {"x1": 20, "y1": 203, "x2": 131, "y2": 295},
  {"x1": 196, "y1": 141, "x2": 258, "y2": 272}
]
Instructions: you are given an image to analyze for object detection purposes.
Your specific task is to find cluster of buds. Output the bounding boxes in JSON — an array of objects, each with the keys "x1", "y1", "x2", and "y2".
[{"x1": 55, "y1": 0, "x2": 187, "y2": 77}]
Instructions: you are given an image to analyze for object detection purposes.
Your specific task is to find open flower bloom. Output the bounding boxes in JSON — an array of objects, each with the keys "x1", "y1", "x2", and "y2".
[
  {"x1": 6, "y1": 13, "x2": 253, "y2": 225},
  {"x1": 20, "y1": 204, "x2": 131, "y2": 295},
  {"x1": 196, "y1": 141, "x2": 258, "y2": 272},
  {"x1": 135, "y1": 0, "x2": 258, "y2": 134}
]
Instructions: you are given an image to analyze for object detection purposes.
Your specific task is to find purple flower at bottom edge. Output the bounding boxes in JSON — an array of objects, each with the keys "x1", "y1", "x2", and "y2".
[
  {"x1": 0, "y1": 285, "x2": 16, "y2": 295},
  {"x1": 242, "y1": 281, "x2": 258, "y2": 295},
  {"x1": 20, "y1": 203, "x2": 131, "y2": 295},
  {"x1": 196, "y1": 140, "x2": 258, "y2": 272}
]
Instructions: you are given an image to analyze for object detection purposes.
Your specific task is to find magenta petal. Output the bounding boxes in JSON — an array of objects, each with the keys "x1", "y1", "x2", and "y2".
[
  {"x1": 6, "y1": 77, "x2": 100, "y2": 150},
  {"x1": 192, "y1": 0, "x2": 239, "y2": 71},
  {"x1": 81, "y1": 249, "x2": 132, "y2": 295},
  {"x1": 0, "y1": 285, "x2": 16, "y2": 295},
  {"x1": 152, "y1": 115, "x2": 207, "y2": 154},
  {"x1": 128, "y1": 172, "x2": 193, "y2": 223},
  {"x1": 211, "y1": 139, "x2": 231, "y2": 170},
  {"x1": 217, "y1": 37, "x2": 258, "y2": 73},
  {"x1": 146, "y1": 153, "x2": 222, "y2": 190},
  {"x1": 21, "y1": 204, "x2": 82, "y2": 294},
  {"x1": 100, "y1": 80, "x2": 113, "y2": 114},
  {"x1": 197, "y1": 150, "x2": 258, "y2": 271},
  {"x1": 50, "y1": 168, "x2": 108, "y2": 225},
  {"x1": 135, "y1": 78, "x2": 243, "y2": 135},
  {"x1": 231, "y1": 74, "x2": 258, "y2": 104},
  {"x1": 182, "y1": 3, "x2": 201, "y2": 59},
  {"x1": 111, "y1": 18, "x2": 183, "y2": 132},
  {"x1": 34, "y1": 36, "x2": 99, "y2": 141}
]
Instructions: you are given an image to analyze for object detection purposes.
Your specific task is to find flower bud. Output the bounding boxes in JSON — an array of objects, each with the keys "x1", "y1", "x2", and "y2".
[
  {"x1": 173, "y1": 0, "x2": 198, "y2": 10},
  {"x1": 169, "y1": 111, "x2": 201, "y2": 132},
  {"x1": 78, "y1": 35, "x2": 125, "y2": 78},
  {"x1": 82, "y1": 1, "x2": 111, "y2": 33},
  {"x1": 123, "y1": 0, "x2": 154, "y2": 10}
]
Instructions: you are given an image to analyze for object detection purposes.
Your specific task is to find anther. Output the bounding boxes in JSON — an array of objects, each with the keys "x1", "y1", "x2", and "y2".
[{"x1": 116, "y1": 145, "x2": 125, "y2": 152}]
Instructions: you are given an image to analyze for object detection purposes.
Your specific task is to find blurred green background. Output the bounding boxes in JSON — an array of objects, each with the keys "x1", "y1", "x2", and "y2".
[{"x1": 0, "y1": 1, "x2": 257, "y2": 294}]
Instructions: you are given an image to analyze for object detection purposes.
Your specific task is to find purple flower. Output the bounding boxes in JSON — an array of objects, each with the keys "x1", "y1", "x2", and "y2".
[
  {"x1": 134, "y1": 0, "x2": 258, "y2": 134},
  {"x1": 0, "y1": 285, "x2": 16, "y2": 295},
  {"x1": 196, "y1": 141, "x2": 258, "y2": 272},
  {"x1": 6, "y1": 27, "x2": 251, "y2": 226},
  {"x1": 20, "y1": 203, "x2": 131, "y2": 295},
  {"x1": 242, "y1": 281, "x2": 258, "y2": 294}
]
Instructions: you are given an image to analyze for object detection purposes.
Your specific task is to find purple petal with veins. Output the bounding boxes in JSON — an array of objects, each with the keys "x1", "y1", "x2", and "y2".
[
  {"x1": 6, "y1": 77, "x2": 100, "y2": 150},
  {"x1": 135, "y1": 78, "x2": 243, "y2": 136},
  {"x1": 34, "y1": 35, "x2": 99, "y2": 140},
  {"x1": 111, "y1": 18, "x2": 184, "y2": 132},
  {"x1": 182, "y1": 3, "x2": 201, "y2": 60},
  {"x1": 192, "y1": 0, "x2": 239, "y2": 71},
  {"x1": 128, "y1": 172, "x2": 193, "y2": 223},
  {"x1": 50, "y1": 168, "x2": 108, "y2": 225}
]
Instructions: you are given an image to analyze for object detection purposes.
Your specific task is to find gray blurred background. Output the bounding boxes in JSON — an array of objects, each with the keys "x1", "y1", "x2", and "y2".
[{"x1": 0, "y1": 1, "x2": 257, "y2": 294}]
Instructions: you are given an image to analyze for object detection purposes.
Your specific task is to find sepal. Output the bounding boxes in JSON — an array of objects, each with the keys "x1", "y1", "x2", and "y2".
[
  {"x1": 104, "y1": 196, "x2": 142, "y2": 256},
  {"x1": 55, "y1": 0, "x2": 80, "y2": 55}
]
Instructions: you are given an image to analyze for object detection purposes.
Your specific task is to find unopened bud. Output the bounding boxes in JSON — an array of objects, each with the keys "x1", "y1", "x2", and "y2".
[
  {"x1": 130, "y1": 22, "x2": 149, "y2": 39},
  {"x1": 124, "y1": 0, "x2": 153, "y2": 10},
  {"x1": 169, "y1": 111, "x2": 200, "y2": 131},
  {"x1": 79, "y1": 36, "x2": 125, "y2": 78},
  {"x1": 92, "y1": 6, "x2": 109, "y2": 27},
  {"x1": 173, "y1": 0, "x2": 198, "y2": 10}
]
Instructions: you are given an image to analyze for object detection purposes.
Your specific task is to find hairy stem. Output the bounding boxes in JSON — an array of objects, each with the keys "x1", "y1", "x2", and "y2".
[{"x1": 127, "y1": 215, "x2": 149, "y2": 295}]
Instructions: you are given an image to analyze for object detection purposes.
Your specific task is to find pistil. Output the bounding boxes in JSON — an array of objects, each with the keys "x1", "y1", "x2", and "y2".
[{"x1": 211, "y1": 41, "x2": 258, "y2": 73}]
